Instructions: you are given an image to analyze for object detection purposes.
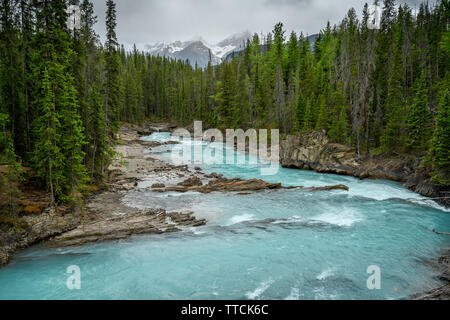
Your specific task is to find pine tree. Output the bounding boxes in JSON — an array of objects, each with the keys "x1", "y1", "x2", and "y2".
[
  {"x1": 0, "y1": 0, "x2": 25, "y2": 156},
  {"x1": 329, "y1": 105, "x2": 349, "y2": 144},
  {"x1": 294, "y1": 91, "x2": 305, "y2": 132},
  {"x1": 19, "y1": 0, "x2": 34, "y2": 156},
  {"x1": 286, "y1": 31, "x2": 299, "y2": 80},
  {"x1": 303, "y1": 99, "x2": 314, "y2": 131},
  {"x1": 213, "y1": 62, "x2": 236, "y2": 128},
  {"x1": 406, "y1": 72, "x2": 431, "y2": 152},
  {"x1": 429, "y1": 90, "x2": 450, "y2": 186},
  {"x1": 0, "y1": 112, "x2": 22, "y2": 223},
  {"x1": 274, "y1": 63, "x2": 286, "y2": 132},
  {"x1": 381, "y1": 11, "x2": 407, "y2": 153},
  {"x1": 316, "y1": 94, "x2": 329, "y2": 130},
  {"x1": 60, "y1": 73, "x2": 88, "y2": 200},
  {"x1": 104, "y1": 0, "x2": 121, "y2": 141},
  {"x1": 88, "y1": 79, "x2": 110, "y2": 182},
  {"x1": 32, "y1": 68, "x2": 64, "y2": 204}
]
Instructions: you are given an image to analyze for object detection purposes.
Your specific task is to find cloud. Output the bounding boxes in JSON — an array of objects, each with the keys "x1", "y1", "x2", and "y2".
[{"x1": 91, "y1": 0, "x2": 429, "y2": 49}]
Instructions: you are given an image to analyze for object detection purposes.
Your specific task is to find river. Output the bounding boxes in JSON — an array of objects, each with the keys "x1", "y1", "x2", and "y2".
[{"x1": 0, "y1": 132, "x2": 448, "y2": 300}]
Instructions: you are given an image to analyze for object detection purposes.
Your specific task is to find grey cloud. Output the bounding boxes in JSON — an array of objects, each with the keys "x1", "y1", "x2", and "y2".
[
  {"x1": 263, "y1": 0, "x2": 312, "y2": 6},
  {"x1": 91, "y1": 0, "x2": 429, "y2": 49}
]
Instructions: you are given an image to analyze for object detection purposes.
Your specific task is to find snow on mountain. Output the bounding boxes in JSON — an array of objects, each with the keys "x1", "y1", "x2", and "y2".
[{"x1": 145, "y1": 32, "x2": 252, "y2": 68}]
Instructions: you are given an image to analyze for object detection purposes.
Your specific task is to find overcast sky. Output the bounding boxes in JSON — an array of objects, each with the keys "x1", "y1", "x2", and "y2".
[{"x1": 91, "y1": 0, "x2": 424, "y2": 48}]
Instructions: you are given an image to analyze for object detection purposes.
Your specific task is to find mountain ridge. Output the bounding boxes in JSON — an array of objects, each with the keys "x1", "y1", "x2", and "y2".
[
  {"x1": 146, "y1": 32, "x2": 319, "y2": 68},
  {"x1": 145, "y1": 31, "x2": 252, "y2": 68}
]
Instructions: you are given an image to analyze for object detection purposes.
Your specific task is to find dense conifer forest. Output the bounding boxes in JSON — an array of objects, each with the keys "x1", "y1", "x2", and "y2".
[{"x1": 0, "y1": 0, "x2": 448, "y2": 212}]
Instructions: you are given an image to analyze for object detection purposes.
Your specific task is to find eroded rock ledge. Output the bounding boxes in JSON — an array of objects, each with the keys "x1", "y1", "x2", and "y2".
[
  {"x1": 280, "y1": 130, "x2": 449, "y2": 206},
  {"x1": 49, "y1": 192, "x2": 206, "y2": 247},
  {"x1": 44, "y1": 126, "x2": 349, "y2": 249},
  {"x1": 150, "y1": 175, "x2": 349, "y2": 194}
]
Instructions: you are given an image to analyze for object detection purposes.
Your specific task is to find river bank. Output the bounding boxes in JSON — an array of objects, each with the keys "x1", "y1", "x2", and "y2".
[
  {"x1": 280, "y1": 130, "x2": 449, "y2": 207},
  {"x1": 0, "y1": 122, "x2": 448, "y2": 300},
  {"x1": 0, "y1": 122, "x2": 347, "y2": 265},
  {"x1": 279, "y1": 131, "x2": 449, "y2": 299}
]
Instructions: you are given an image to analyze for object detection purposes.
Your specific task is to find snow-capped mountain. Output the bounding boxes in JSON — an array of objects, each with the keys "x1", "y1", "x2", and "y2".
[{"x1": 145, "y1": 31, "x2": 252, "y2": 68}]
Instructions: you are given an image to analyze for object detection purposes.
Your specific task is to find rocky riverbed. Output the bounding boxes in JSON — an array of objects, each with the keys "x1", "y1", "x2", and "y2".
[
  {"x1": 1, "y1": 122, "x2": 448, "y2": 300},
  {"x1": 48, "y1": 124, "x2": 348, "y2": 248},
  {"x1": 0, "y1": 123, "x2": 349, "y2": 266}
]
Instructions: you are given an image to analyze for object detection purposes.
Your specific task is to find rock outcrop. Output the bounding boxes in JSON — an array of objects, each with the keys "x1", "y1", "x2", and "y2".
[
  {"x1": 280, "y1": 130, "x2": 449, "y2": 206},
  {"x1": 151, "y1": 175, "x2": 349, "y2": 194},
  {"x1": 0, "y1": 207, "x2": 82, "y2": 266},
  {"x1": 49, "y1": 209, "x2": 206, "y2": 247}
]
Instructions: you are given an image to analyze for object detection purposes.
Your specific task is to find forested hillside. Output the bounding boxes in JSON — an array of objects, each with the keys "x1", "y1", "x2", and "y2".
[{"x1": 0, "y1": 0, "x2": 448, "y2": 211}]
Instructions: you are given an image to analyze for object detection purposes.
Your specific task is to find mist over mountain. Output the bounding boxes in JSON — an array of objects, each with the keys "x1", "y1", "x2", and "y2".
[
  {"x1": 145, "y1": 31, "x2": 252, "y2": 68},
  {"x1": 145, "y1": 31, "x2": 320, "y2": 68}
]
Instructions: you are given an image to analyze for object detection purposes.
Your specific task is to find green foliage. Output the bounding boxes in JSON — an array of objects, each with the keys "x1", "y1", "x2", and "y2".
[
  {"x1": 294, "y1": 92, "x2": 305, "y2": 132},
  {"x1": 407, "y1": 73, "x2": 431, "y2": 151},
  {"x1": 329, "y1": 105, "x2": 349, "y2": 144},
  {"x1": 0, "y1": 0, "x2": 449, "y2": 209},
  {"x1": 31, "y1": 68, "x2": 65, "y2": 204},
  {"x1": 0, "y1": 112, "x2": 22, "y2": 222},
  {"x1": 429, "y1": 90, "x2": 450, "y2": 186},
  {"x1": 316, "y1": 95, "x2": 329, "y2": 131}
]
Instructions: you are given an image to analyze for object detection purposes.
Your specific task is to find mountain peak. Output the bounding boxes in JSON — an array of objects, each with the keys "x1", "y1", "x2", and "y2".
[
  {"x1": 217, "y1": 31, "x2": 252, "y2": 47},
  {"x1": 145, "y1": 31, "x2": 253, "y2": 68}
]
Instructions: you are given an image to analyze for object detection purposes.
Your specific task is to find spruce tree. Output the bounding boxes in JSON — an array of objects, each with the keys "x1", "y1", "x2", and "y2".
[
  {"x1": 0, "y1": 0, "x2": 25, "y2": 156},
  {"x1": 429, "y1": 90, "x2": 450, "y2": 186},
  {"x1": 104, "y1": 0, "x2": 121, "y2": 139},
  {"x1": 303, "y1": 99, "x2": 314, "y2": 131},
  {"x1": 406, "y1": 72, "x2": 431, "y2": 152},
  {"x1": 60, "y1": 73, "x2": 88, "y2": 199},
  {"x1": 381, "y1": 12, "x2": 407, "y2": 153},
  {"x1": 32, "y1": 68, "x2": 64, "y2": 205},
  {"x1": 316, "y1": 95, "x2": 329, "y2": 130},
  {"x1": 0, "y1": 112, "x2": 22, "y2": 223},
  {"x1": 294, "y1": 92, "x2": 305, "y2": 132}
]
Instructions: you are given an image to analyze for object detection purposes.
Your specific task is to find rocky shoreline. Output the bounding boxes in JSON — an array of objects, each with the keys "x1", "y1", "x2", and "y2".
[
  {"x1": 280, "y1": 130, "x2": 449, "y2": 299},
  {"x1": 280, "y1": 130, "x2": 449, "y2": 207},
  {"x1": 0, "y1": 122, "x2": 448, "y2": 300},
  {"x1": 0, "y1": 123, "x2": 349, "y2": 265}
]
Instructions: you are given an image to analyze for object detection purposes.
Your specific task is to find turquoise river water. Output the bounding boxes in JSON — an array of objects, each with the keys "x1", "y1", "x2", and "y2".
[{"x1": 0, "y1": 132, "x2": 449, "y2": 300}]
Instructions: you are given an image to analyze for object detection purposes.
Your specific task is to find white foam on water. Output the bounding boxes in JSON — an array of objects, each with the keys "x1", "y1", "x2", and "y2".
[
  {"x1": 284, "y1": 287, "x2": 300, "y2": 300},
  {"x1": 347, "y1": 180, "x2": 423, "y2": 202},
  {"x1": 245, "y1": 279, "x2": 274, "y2": 300},
  {"x1": 229, "y1": 214, "x2": 255, "y2": 225},
  {"x1": 316, "y1": 267, "x2": 335, "y2": 281},
  {"x1": 158, "y1": 191, "x2": 201, "y2": 198},
  {"x1": 314, "y1": 208, "x2": 363, "y2": 227},
  {"x1": 179, "y1": 226, "x2": 207, "y2": 235},
  {"x1": 407, "y1": 198, "x2": 450, "y2": 212},
  {"x1": 141, "y1": 132, "x2": 173, "y2": 143},
  {"x1": 313, "y1": 287, "x2": 338, "y2": 300}
]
